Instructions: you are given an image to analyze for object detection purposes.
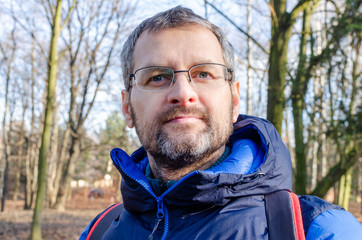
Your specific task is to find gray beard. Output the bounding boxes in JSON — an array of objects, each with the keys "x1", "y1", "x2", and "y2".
[
  {"x1": 131, "y1": 105, "x2": 233, "y2": 171},
  {"x1": 149, "y1": 122, "x2": 219, "y2": 170}
]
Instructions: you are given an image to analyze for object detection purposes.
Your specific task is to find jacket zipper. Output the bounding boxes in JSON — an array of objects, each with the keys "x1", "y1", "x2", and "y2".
[
  {"x1": 148, "y1": 197, "x2": 165, "y2": 240},
  {"x1": 112, "y1": 149, "x2": 199, "y2": 240},
  {"x1": 155, "y1": 171, "x2": 198, "y2": 240},
  {"x1": 147, "y1": 170, "x2": 198, "y2": 240}
]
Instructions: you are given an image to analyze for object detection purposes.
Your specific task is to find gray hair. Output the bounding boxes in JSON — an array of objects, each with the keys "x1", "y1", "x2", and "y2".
[{"x1": 121, "y1": 6, "x2": 235, "y2": 90}]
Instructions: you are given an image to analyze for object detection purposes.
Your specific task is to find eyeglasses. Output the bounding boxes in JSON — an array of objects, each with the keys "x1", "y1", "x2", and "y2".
[{"x1": 129, "y1": 63, "x2": 233, "y2": 92}]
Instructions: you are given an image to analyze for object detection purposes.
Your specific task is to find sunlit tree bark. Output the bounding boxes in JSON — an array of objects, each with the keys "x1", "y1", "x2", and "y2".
[{"x1": 268, "y1": 0, "x2": 319, "y2": 133}]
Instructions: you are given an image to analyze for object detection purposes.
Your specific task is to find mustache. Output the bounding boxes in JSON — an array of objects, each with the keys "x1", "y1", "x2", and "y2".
[{"x1": 157, "y1": 106, "x2": 209, "y2": 124}]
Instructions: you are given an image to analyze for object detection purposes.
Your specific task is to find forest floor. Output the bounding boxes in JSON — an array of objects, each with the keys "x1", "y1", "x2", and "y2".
[
  {"x1": 0, "y1": 188, "x2": 116, "y2": 240},
  {"x1": 0, "y1": 188, "x2": 361, "y2": 240}
]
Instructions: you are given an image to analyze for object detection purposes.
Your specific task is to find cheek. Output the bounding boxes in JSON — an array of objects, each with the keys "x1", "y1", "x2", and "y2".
[
  {"x1": 201, "y1": 90, "x2": 233, "y2": 116},
  {"x1": 131, "y1": 93, "x2": 162, "y2": 125}
]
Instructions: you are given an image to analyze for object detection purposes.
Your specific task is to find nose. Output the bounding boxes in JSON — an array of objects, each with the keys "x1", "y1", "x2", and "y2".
[{"x1": 167, "y1": 72, "x2": 198, "y2": 106}]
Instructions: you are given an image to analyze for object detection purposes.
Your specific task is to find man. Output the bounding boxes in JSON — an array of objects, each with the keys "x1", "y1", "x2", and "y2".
[{"x1": 80, "y1": 6, "x2": 361, "y2": 239}]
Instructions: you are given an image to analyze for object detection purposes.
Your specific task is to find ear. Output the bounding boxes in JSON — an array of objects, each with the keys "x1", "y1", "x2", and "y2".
[
  {"x1": 122, "y1": 89, "x2": 134, "y2": 128},
  {"x1": 231, "y1": 81, "x2": 240, "y2": 123}
]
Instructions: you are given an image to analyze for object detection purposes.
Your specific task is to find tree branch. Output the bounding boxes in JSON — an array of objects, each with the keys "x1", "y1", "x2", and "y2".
[
  {"x1": 264, "y1": 0, "x2": 278, "y2": 26},
  {"x1": 9, "y1": 19, "x2": 47, "y2": 62},
  {"x1": 41, "y1": 0, "x2": 53, "y2": 25},
  {"x1": 311, "y1": 147, "x2": 359, "y2": 198},
  {"x1": 290, "y1": 0, "x2": 320, "y2": 22},
  {"x1": 304, "y1": 0, "x2": 360, "y2": 92},
  {"x1": 205, "y1": 0, "x2": 268, "y2": 55},
  {"x1": 60, "y1": 0, "x2": 77, "y2": 32}
]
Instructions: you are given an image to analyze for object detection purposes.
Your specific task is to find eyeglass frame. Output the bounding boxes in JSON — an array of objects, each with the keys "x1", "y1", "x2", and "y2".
[{"x1": 128, "y1": 63, "x2": 233, "y2": 92}]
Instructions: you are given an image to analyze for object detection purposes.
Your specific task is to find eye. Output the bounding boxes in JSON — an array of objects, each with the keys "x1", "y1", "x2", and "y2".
[
  {"x1": 150, "y1": 75, "x2": 164, "y2": 82},
  {"x1": 145, "y1": 71, "x2": 173, "y2": 87},
  {"x1": 135, "y1": 67, "x2": 174, "y2": 90},
  {"x1": 192, "y1": 71, "x2": 214, "y2": 81},
  {"x1": 146, "y1": 74, "x2": 167, "y2": 86},
  {"x1": 198, "y1": 72, "x2": 211, "y2": 78}
]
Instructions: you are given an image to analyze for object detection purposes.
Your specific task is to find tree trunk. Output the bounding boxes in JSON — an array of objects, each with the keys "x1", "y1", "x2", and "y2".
[
  {"x1": 48, "y1": 126, "x2": 70, "y2": 208},
  {"x1": 310, "y1": 127, "x2": 319, "y2": 191},
  {"x1": 13, "y1": 155, "x2": 21, "y2": 201},
  {"x1": 0, "y1": 24, "x2": 17, "y2": 211},
  {"x1": 55, "y1": 136, "x2": 80, "y2": 211},
  {"x1": 268, "y1": 1, "x2": 291, "y2": 133},
  {"x1": 267, "y1": 28, "x2": 290, "y2": 133},
  {"x1": 338, "y1": 34, "x2": 361, "y2": 211},
  {"x1": 290, "y1": 3, "x2": 313, "y2": 195},
  {"x1": 268, "y1": 0, "x2": 321, "y2": 134},
  {"x1": 1, "y1": 148, "x2": 10, "y2": 212},
  {"x1": 315, "y1": 6, "x2": 328, "y2": 180},
  {"x1": 25, "y1": 40, "x2": 38, "y2": 209},
  {"x1": 1, "y1": 63, "x2": 12, "y2": 212},
  {"x1": 24, "y1": 144, "x2": 34, "y2": 209},
  {"x1": 338, "y1": 168, "x2": 352, "y2": 210},
  {"x1": 13, "y1": 104, "x2": 27, "y2": 201},
  {"x1": 30, "y1": 0, "x2": 63, "y2": 238},
  {"x1": 47, "y1": 90, "x2": 59, "y2": 207}
]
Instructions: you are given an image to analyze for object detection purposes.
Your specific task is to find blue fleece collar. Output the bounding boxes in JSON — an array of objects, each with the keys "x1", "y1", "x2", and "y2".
[{"x1": 203, "y1": 139, "x2": 264, "y2": 175}]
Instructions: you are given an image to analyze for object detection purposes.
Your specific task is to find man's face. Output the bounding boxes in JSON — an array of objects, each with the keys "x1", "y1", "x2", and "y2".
[{"x1": 122, "y1": 25, "x2": 240, "y2": 170}]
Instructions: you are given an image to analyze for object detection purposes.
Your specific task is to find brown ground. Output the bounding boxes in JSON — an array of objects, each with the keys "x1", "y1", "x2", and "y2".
[
  {"x1": 0, "y1": 188, "x2": 117, "y2": 240},
  {"x1": 0, "y1": 188, "x2": 361, "y2": 240}
]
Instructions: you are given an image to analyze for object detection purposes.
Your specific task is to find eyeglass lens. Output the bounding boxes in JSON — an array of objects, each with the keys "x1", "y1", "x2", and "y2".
[{"x1": 134, "y1": 64, "x2": 230, "y2": 92}]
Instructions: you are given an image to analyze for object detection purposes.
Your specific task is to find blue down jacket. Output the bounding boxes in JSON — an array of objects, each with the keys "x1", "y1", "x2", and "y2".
[{"x1": 80, "y1": 115, "x2": 361, "y2": 239}]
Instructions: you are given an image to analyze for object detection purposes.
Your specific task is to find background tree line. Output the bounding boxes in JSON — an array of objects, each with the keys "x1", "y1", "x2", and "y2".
[{"x1": 0, "y1": 0, "x2": 360, "y2": 239}]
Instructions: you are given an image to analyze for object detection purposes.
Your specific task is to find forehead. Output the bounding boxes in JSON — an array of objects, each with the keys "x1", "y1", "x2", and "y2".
[{"x1": 132, "y1": 25, "x2": 224, "y2": 70}]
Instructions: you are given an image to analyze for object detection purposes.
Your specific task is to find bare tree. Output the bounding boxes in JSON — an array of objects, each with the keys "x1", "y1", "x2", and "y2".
[
  {"x1": 290, "y1": 0, "x2": 315, "y2": 195},
  {"x1": 30, "y1": 0, "x2": 75, "y2": 238},
  {"x1": 0, "y1": 22, "x2": 17, "y2": 212},
  {"x1": 48, "y1": 0, "x2": 134, "y2": 210}
]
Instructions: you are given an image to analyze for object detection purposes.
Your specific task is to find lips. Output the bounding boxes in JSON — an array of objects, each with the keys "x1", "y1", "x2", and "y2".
[{"x1": 166, "y1": 115, "x2": 202, "y2": 124}]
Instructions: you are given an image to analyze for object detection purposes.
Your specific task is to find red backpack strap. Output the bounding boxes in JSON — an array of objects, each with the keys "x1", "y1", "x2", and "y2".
[
  {"x1": 265, "y1": 190, "x2": 305, "y2": 240},
  {"x1": 86, "y1": 202, "x2": 123, "y2": 240},
  {"x1": 289, "y1": 192, "x2": 305, "y2": 240}
]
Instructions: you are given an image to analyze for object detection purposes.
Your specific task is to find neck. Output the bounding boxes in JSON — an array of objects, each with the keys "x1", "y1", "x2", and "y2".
[{"x1": 148, "y1": 145, "x2": 225, "y2": 183}]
